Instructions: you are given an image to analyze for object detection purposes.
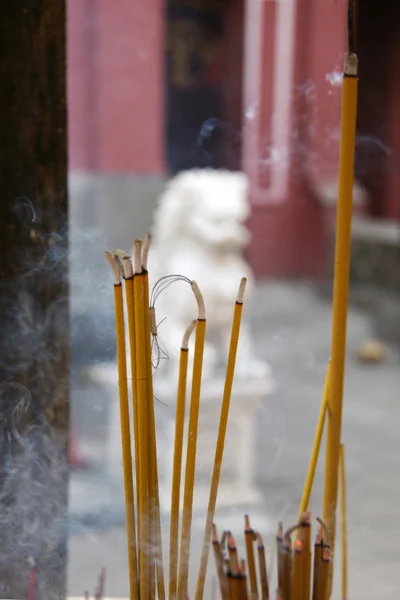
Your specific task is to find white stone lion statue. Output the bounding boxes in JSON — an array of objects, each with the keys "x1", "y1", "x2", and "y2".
[{"x1": 148, "y1": 168, "x2": 270, "y2": 382}]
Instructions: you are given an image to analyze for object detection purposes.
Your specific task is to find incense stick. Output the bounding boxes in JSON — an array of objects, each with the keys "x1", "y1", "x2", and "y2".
[
  {"x1": 298, "y1": 364, "x2": 331, "y2": 522},
  {"x1": 244, "y1": 515, "x2": 258, "y2": 599},
  {"x1": 142, "y1": 234, "x2": 166, "y2": 600},
  {"x1": 105, "y1": 251, "x2": 138, "y2": 600},
  {"x1": 177, "y1": 281, "x2": 206, "y2": 599},
  {"x1": 133, "y1": 240, "x2": 150, "y2": 600},
  {"x1": 256, "y1": 533, "x2": 269, "y2": 600},
  {"x1": 322, "y1": 7, "x2": 358, "y2": 555},
  {"x1": 169, "y1": 319, "x2": 197, "y2": 600},
  {"x1": 195, "y1": 279, "x2": 247, "y2": 600},
  {"x1": 339, "y1": 445, "x2": 348, "y2": 600}
]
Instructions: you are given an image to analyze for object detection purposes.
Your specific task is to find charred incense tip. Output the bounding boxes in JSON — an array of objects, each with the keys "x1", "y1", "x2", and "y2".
[
  {"x1": 301, "y1": 511, "x2": 311, "y2": 525},
  {"x1": 344, "y1": 52, "x2": 358, "y2": 76},
  {"x1": 134, "y1": 239, "x2": 143, "y2": 274},
  {"x1": 244, "y1": 514, "x2": 251, "y2": 531},
  {"x1": 322, "y1": 547, "x2": 331, "y2": 561},
  {"x1": 150, "y1": 307, "x2": 157, "y2": 336},
  {"x1": 255, "y1": 531, "x2": 264, "y2": 548},
  {"x1": 228, "y1": 534, "x2": 237, "y2": 550},
  {"x1": 142, "y1": 232, "x2": 151, "y2": 270},
  {"x1": 121, "y1": 255, "x2": 133, "y2": 279},
  {"x1": 105, "y1": 251, "x2": 121, "y2": 285},
  {"x1": 237, "y1": 277, "x2": 247, "y2": 304},
  {"x1": 191, "y1": 280, "x2": 206, "y2": 320},
  {"x1": 182, "y1": 319, "x2": 197, "y2": 350}
]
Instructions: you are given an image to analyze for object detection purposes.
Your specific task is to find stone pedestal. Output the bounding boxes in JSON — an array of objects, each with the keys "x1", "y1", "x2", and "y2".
[{"x1": 89, "y1": 363, "x2": 275, "y2": 529}]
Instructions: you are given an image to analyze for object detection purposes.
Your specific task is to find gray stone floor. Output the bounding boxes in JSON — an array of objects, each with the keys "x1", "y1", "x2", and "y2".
[{"x1": 67, "y1": 281, "x2": 400, "y2": 599}]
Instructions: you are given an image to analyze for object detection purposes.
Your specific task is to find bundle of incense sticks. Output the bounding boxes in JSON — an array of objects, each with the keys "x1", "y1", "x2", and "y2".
[
  {"x1": 103, "y1": 2, "x2": 357, "y2": 598},
  {"x1": 210, "y1": 514, "x2": 331, "y2": 600}
]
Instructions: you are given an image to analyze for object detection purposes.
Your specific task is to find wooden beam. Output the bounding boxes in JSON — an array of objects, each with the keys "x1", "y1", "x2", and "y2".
[{"x1": 0, "y1": 1, "x2": 69, "y2": 597}]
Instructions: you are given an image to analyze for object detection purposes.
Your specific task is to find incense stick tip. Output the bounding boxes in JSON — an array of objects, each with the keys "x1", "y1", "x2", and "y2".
[
  {"x1": 104, "y1": 251, "x2": 121, "y2": 284},
  {"x1": 191, "y1": 280, "x2": 206, "y2": 319},
  {"x1": 182, "y1": 319, "x2": 197, "y2": 349},
  {"x1": 134, "y1": 239, "x2": 143, "y2": 274},
  {"x1": 142, "y1": 232, "x2": 152, "y2": 269},
  {"x1": 237, "y1": 277, "x2": 247, "y2": 303},
  {"x1": 344, "y1": 52, "x2": 358, "y2": 76}
]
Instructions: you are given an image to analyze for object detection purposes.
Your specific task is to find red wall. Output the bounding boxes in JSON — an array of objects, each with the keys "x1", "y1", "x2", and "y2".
[
  {"x1": 67, "y1": 0, "x2": 164, "y2": 173},
  {"x1": 246, "y1": 0, "x2": 349, "y2": 277}
]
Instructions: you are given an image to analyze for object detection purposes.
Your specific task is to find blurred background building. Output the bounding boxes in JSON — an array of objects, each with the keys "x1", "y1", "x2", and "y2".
[{"x1": 67, "y1": 0, "x2": 399, "y2": 281}]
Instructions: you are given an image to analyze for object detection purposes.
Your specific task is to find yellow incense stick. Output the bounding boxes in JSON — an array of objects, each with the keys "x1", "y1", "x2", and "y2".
[
  {"x1": 322, "y1": 47, "x2": 358, "y2": 553},
  {"x1": 256, "y1": 533, "x2": 269, "y2": 600},
  {"x1": 289, "y1": 538, "x2": 303, "y2": 600},
  {"x1": 339, "y1": 444, "x2": 347, "y2": 600},
  {"x1": 244, "y1": 515, "x2": 258, "y2": 599},
  {"x1": 133, "y1": 240, "x2": 150, "y2": 600},
  {"x1": 169, "y1": 320, "x2": 197, "y2": 600},
  {"x1": 105, "y1": 252, "x2": 138, "y2": 600},
  {"x1": 195, "y1": 278, "x2": 247, "y2": 600},
  {"x1": 142, "y1": 234, "x2": 165, "y2": 600},
  {"x1": 298, "y1": 363, "x2": 331, "y2": 521},
  {"x1": 117, "y1": 252, "x2": 141, "y2": 525},
  {"x1": 177, "y1": 281, "x2": 206, "y2": 599}
]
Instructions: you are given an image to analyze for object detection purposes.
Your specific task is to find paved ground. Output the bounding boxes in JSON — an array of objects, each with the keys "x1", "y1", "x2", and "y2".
[{"x1": 67, "y1": 281, "x2": 400, "y2": 599}]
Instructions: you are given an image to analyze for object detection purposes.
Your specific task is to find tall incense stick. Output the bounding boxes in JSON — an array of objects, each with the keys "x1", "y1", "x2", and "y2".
[
  {"x1": 177, "y1": 281, "x2": 206, "y2": 599},
  {"x1": 133, "y1": 240, "x2": 150, "y2": 600},
  {"x1": 195, "y1": 278, "x2": 247, "y2": 600},
  {"x1": 169, "y1": 320, "x2": 197, "y2": 600},
  {"x1": 322, "y1": 0, "x2": 358, "y2": 556},
  {"x1": 105, "y1": 252, "x2": 138, "y2": 600},
  {"x1": 142, "y1": 234, "x2": 165, "y2": 600}
]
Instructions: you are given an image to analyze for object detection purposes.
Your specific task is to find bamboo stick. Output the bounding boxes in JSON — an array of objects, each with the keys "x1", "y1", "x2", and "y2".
[
  {"x1": 105, "y1": 252, "x2": 138, "y2": 600},
  {"x1": 195, "y1": 278, "x2": 247, "y2": 600}
]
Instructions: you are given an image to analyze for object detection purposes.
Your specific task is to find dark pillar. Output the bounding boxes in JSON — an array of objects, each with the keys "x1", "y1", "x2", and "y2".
[{"x1": 0, "y1": 1, "x2": 69, "y2": 597}]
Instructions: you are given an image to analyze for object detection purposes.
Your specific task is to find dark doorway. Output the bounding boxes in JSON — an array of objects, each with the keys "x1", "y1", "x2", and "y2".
[
  {"x1": 165, "y1": 0, "x2": 244, "y2": 174},
  {"x1": 355, "y1": 0, "x2": 400, "y2": 217}
]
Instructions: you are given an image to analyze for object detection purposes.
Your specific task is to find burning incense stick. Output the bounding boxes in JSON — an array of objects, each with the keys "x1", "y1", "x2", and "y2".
[
  {"x1": 322, "y1": 0, "x2": 358, "y2": 554},
  {"x1": 105, "y1": 251, "x2": 138, "y2": 600},
  {"x1": 169, "y1": 319, "x2": 197, "y2": 600},
  {"x1": 195, "y1": 278, "x2": 247, "y2": 600},
  {"x1": 177, "y1": 281, "x2": 206, "y2": 599},
  {"x1": 339, "y1": 445, "x2": 347, "y2": 600}
]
